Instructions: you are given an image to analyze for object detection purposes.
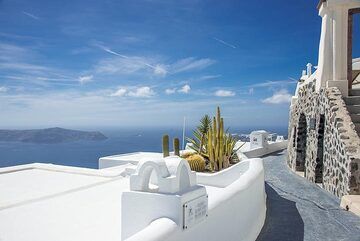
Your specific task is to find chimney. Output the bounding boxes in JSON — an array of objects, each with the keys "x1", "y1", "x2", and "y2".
[{"x1": 306, "y1": 63, "x2": 312, "y2": 77}]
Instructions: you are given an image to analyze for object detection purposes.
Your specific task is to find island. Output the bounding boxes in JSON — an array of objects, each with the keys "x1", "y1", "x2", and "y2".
[{"x1": 0, "y1": 127, "x2": 108, "y2": 144}]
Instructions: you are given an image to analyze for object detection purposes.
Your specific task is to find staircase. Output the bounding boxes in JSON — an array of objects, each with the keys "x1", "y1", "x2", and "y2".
[{"x1": 344, "y1": 89, "x2": 360, "y2": 134}]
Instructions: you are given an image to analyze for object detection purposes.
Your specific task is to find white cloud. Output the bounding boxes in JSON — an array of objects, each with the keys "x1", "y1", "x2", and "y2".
[
  {"x1": 262, "y1": 89, "x2": 292, "y2": 104},
  {"x1": 213, "y1": 37, "x2": 237, "y2": 49},
  {"x1": 171, "y1": 57, "x2": 215, "y2": 74},
  {"x1": 0, "y1": 86, "x2": 8, "y2": 92},
  {"x1": 96, "y1": 56, "x2": 151, "y2": 75},
  {"x1": 178, "y1": 84, "x2": 191, "y2": 94},
  {"x1": 110, "y1": 86, "x2": 155, "y2": 98},
  {"x1": 0, "y1": 89, "x2": 255, "y2": 127},
  {"x1": 215, "y1": 90, "x2": 235, "y2": 97},
  {"x1": 78, "y1": 75, "x2": 93, "y2": 84},
  {"x1": 0, "y1": 43, "x2": 78, "y2": 86},
  {"x1": 95, "y1": 45, "x2": 215, "y2": 78},
  {"x1": 250, "y1": 80, "x2": 297, "y2": 88},
  {"x1": 110, "y1": 88, "x2": 127, "y2": 97},
  {"x1": 128, "y1": 86, "x2": 155, "y2": 98},
  {"x1": 198, "y1": 75, "x2": 221, "y2": 81},
  {"x1": 22, "y1": 11, "x2": 40, "y2": 20},
  {"x1": 0, "y1": 43, "x2": 31, "y2": 62},
  {"x1": 154, "y1": 64, "x2": 167, "y2": 76},
  {"x1": 96, "y1": 44, "x2": 166, "y2": 77},
  {"x1": 248, "y1": 88, "x2": 254, "y2": 95},
  {"x1": 165, "y1": 88, "x2": 176, "y2": 95},
  {"x1": 95, "y1": 55, "x2": 215, "y2": 78}
]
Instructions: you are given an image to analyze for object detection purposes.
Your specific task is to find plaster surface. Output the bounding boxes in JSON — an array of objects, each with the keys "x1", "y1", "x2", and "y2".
[
  {"x1": 0, "y1": 164, "x2": 129, "y2": 241},
  {"x1": 99, "y1": 152, "x2": 163, "y2": 169},
  {"x1": 0, "y1": 168, "x2": 109, "y2": 208},
  {"x1": 0, "y1": 156, "x2": 266, "y2": 241}
]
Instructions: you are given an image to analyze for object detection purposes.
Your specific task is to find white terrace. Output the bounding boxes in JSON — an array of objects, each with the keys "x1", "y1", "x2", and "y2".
[{"x1": 0, "y1": 155, "x2": 267, "y2": 241}]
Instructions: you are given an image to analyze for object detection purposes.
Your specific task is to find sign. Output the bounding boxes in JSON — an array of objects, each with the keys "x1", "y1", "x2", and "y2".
[{"x1": 183, "y1": 195, "x2": 208, "y2": 230}]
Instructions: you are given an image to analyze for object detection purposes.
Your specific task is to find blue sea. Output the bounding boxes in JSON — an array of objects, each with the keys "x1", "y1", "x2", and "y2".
[{"x1": 0, "y1": 126, "x2": 287, "y2": 169}]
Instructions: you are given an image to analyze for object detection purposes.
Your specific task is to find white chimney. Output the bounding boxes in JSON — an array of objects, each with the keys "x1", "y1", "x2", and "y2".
[{"x1": 306, "y1": 63, "x2": 312, "y2": 77}]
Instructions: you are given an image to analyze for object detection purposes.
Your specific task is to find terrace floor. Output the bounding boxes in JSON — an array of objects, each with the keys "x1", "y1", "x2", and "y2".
[{"x1": 257, "y1": 150, "x2": 360, "y2": 241}]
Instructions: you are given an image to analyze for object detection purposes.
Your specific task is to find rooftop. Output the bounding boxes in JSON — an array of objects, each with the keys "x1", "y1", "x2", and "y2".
[{"x1": 0, "y1": 163, "x2": 129, "y2": 241}]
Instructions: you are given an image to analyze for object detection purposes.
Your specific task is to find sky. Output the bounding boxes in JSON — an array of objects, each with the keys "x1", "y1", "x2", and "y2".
[{"x1": 0, "y1": 0, "x2": 358, "y2": 129}]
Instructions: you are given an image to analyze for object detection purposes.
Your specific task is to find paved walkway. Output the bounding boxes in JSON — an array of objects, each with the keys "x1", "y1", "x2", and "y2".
[{"x1": 257, "y1": 151, "x2": 360, "y2": 241}]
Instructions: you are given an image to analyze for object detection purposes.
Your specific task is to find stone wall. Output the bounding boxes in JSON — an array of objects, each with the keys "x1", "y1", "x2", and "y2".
[{"x1": 287, "y1": 80, "x2": 360, "y2": 198}]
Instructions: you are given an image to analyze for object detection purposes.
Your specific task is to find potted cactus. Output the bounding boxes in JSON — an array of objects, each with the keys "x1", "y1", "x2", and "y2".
[{"x1": 185, "y1": 106, "x2": 240, "y2": 172}]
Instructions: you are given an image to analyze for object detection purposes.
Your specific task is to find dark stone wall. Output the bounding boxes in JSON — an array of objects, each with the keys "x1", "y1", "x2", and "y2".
[{"x1": 287, "y1": 80, "x2": 360, "y2": 198}]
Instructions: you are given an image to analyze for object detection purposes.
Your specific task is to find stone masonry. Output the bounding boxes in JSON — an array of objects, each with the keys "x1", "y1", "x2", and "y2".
[{"x1": 287, "y1": 80, "x2": 360, "y2": 198}]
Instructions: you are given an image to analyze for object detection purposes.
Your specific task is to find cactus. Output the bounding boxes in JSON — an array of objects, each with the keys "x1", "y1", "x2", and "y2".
[
  {"x1": 181, "y1": 151, "x2": 195, "y2": 159},
  {"x1": 187, "y1": 106, "x2": 239, "y2": 172},
  {"x1": 207, "y1": 127, "x2": 216, "y2": 171},
  {"x1": 162, "y1": 134, "x2": 170, "y2": 157},
  {"x1": 216, "y1": 107, "x2": 224, "y2": 171},
  {"x1": 185, "y1": 154, "x2": 205, "y2": 172},
  {"x1": 173, "y1": 137, "x2": 180, "y2": 156},
  {"x1": 206, "y1": 106, "x2": 232, "y2": 171}
]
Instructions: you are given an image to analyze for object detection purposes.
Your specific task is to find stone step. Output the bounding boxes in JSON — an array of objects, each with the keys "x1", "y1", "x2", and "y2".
[
  {"x1": 344, "y1": 96, "x2": 360, "y2": 105},
  {"x1": 347, "y1": 105, "x2": 360, "y2": 114},
  {"x1": 350, "y1": 114, "x2": 360, "y2": 123},
  {"x1": 349, "y1": 89, "x2": 360, "y2": 96}
]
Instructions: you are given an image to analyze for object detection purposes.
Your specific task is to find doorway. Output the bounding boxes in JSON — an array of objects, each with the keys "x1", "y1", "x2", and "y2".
[
  {"x1": 315, "y1": 115, "x2": 325, "y2": 183},
  {"x1": 296, "y1": 114, "x2": 307, "y2": 175}
]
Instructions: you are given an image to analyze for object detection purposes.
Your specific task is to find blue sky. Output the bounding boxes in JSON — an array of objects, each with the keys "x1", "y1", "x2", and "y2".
[{"x1": 0, "y1": 0, "x2": 357, "y2": 129}]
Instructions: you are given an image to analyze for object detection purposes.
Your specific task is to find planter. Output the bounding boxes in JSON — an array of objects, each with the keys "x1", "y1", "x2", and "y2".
[{"x1": 196, "y1": 160, "x2": 251, "y2": 188}]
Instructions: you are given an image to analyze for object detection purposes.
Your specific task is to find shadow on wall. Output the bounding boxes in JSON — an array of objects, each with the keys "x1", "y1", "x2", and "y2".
[{"x1": 256, "y1": 183, "x2": 304, "y2": 241}]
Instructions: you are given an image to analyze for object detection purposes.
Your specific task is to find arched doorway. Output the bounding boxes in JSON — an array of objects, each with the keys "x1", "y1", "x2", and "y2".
[
  {"x1": 296, "y1": 114, "x2": 307, "y2": 175},
  {"x1": 315, "y1": 115, "x2": 325, "y2": 183}
]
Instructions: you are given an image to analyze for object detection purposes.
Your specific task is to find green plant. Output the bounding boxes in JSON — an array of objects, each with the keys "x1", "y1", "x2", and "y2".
[
  {"x1": 185, "y1": 154, "x2": 205, "y2": 172},
  {"x1": 173, "y1": 137, "x2": 180, "y2": 156},
  {"x1": 186, "y1": 106, "x2": 241, "y2": 172},
  {"x1": 162, "y1": 134, "x2": 169, "y2": 157},
  {"x1": 206, "y1": 106, "x2": 241, "y2": 171},
  {"x1": 186, "y1": 115, "x2": 212, "y2": 155},
  {"x1": 224, "y1": 133, "x2": 240, "y2": 165}
]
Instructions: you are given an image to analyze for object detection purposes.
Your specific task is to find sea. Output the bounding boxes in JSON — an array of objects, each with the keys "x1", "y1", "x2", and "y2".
[{"x1": 0, "y1": 126, "x2": 287, "y2": 169}]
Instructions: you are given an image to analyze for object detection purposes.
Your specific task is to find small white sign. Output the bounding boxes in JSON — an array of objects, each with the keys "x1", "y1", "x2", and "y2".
[{"x1": 183, "y1": 195, "x2": 208, "y2": 230}]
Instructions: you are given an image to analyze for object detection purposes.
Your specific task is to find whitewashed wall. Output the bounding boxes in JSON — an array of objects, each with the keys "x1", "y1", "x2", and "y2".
[
  {"x1": 241, "y1": 141, "x2": 288, "y2": 159},
  {"x1": 126, "y1": 158, "x2": 266, "y2": 241}
]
